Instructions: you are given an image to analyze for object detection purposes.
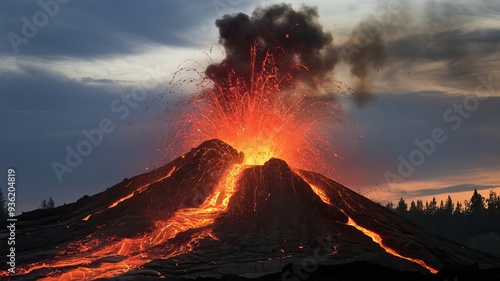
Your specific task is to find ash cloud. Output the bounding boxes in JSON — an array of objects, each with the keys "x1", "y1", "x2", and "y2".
[
  {"x1": 381, "y1": 0, "x2": 500, "y2": 91},
  {"x1": 205, "y1": 1, "x2": 500, "y2": 106},
  {"x1": 206, "y1": 4, "x2": 339, "y2": 87},
  {"x1": 342, "y1": 19, "x2": 386, "y2": 106},
  {"x1": 206, "y1": 3, "x2": 385, "y2": 105}
]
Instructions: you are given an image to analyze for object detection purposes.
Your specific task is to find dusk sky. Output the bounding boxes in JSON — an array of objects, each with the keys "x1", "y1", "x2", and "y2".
[{"x1": 1, "y1": 0, "x2": 499, "y2": 212}]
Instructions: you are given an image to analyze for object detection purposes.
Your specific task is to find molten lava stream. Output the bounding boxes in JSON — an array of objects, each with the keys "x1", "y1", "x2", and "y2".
[
  {"x1": 82, "y1": 166, "x2": 177, "y2": 222},
  {"x1": 304, "y1": 180, "x2": 438, "y2": 274},
  {"x1": 24, "y1": 164, "x2": 244, "y2": 281},
  {"x1": 345, "y1": 216, "x2": 438, "y2": 274}
]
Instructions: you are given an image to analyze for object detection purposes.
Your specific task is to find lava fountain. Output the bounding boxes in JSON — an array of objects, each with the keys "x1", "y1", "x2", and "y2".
[
  {"x1": 165, "y1": 3, "x2": 355, "y2": 174},
  {"x1": 171, "y1": 45, "x2": 341, "y2": 170}
]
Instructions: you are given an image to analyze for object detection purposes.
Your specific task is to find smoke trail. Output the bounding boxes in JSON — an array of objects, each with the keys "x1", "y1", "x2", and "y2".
[{"x1": 344, "y1": 19, "x2": 386, "y2": 106}]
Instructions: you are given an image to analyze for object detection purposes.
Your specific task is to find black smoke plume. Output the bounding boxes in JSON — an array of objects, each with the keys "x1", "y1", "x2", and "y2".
[
  {"x1": 206, "y1": 3, "x2": 386, "y2": 106},
  {"x1": 206, "y1": 4, "x2": 338, "y2": 88}
]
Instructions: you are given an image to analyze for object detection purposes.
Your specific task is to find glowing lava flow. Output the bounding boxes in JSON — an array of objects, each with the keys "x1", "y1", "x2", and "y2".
[
  {"x1": 82, "y1": 166, "x2": 177, "y2": 221},
  {"x1": 305, "y1": 181, "x2": 438, "y2": 274},
  {"x1": 308, "y1": 183, "x2": 332, "y2": 205},
  {"x1": 148, "y1": 164, "x2": 244, "y2": 248},
  {"x1": 19, "y1": 164, "x2": 244, "y2": 281},
  {"x1": 345, "y1": 216, "x2": 438, "y2": 274}
]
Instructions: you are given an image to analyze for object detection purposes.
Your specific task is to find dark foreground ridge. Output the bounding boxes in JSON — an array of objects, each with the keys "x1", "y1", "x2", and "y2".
[
  {"x1": 174, "y1": 262, "x2": 500, "y2": 281},
  {"x1": 2, "y1": 139, "x2": 499, "y2": 280}
]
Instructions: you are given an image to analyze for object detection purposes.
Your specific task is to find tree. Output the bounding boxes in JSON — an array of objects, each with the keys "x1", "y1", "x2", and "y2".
[
  {"x1": 467, "y1": 189, "x2": 486, "y2": 215},
  {"x1": 444, "y1": 195, "x2": 454, "y2": 215},
  {"x1": 385, "y1": 201, "x2": 394, "y2": 210},
  {"x1": 438, "y1": 200, "x2": 445, "y2": 215},
  {"x1": 40, "y1": 197, "x2": 55, "y2": 209},
  {"x1": 454, "y1": 201, "x2": 463, "y2": 215},
  {"x1": 409, "y1": 200, "x2": 418, "y2": 213},
  {"x1": 395, "y1": 197, "x2": 408, "y2": 214},
  {"x1": 416, "y1": 200, "x2": 424, "y2": 212},
  {"x1": 426, "y1": 197, "x2": 438, "y2": 215},
  {"x1": 48, "y1": 197, "x2": 55, "y2": 209},
  {"x1": 40, "y1": 200, "x2": 47, "y2": 209},
  {"x1": 0, "y1": 188, "x2": 7, "y2": 219},
  {"x1": 486, "y1": 190, "x2": 500, "y2": 215}
]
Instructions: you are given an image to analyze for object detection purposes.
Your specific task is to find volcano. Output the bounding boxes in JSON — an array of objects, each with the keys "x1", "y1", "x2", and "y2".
[{"x1": 3, "y1": 139, "x2": 500, "y2": 281}]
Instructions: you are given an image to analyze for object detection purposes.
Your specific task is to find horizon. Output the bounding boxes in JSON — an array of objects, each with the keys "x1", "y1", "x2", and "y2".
[
  {"x1": 14, "y1": 140, "x2": 500, "y2": 214},
  {"x1": 1, "y1": 0, "x2": 500, "y2": 213}
]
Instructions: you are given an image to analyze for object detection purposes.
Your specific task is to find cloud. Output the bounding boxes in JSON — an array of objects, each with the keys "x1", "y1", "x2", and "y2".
[
  {"x1": 0, "y1": 64, "x2": 171, "y2": 212},
  {"x1": 404, "y1": 183, "x2": 499, "y2": 198},
  {"x1": 0, "y1": 0, "x2": 227, "y2": 57},
  {"x1": 81, "y1": 77, "x2": 132, "y2": 84},
  {"x1": 0, "y1": 65, "x2": 119, "y2": 113},
  {"x1": 348, "y1": 91, "x2": 500, "y2": 186},
  {"x1": 385, "y1": 28, "x2": 500, "y2": 90},
  {"x1": 375, "y1": 1, "x2": 500, "y2": 93}
]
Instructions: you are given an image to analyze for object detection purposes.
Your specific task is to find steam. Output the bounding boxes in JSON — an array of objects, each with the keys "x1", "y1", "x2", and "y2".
[{"x1": 206, "y1": 3, "x2": 385, "y2": 105}]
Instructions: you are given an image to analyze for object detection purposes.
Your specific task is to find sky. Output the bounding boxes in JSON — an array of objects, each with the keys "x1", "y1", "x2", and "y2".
[{"x1": 1, "y1": 0, "x2": 499, "y2": 212}]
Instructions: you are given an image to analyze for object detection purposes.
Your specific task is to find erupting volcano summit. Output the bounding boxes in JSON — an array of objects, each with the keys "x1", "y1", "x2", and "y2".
[
  {"x1": 3, "y1": 3, "x2": 500, "y2": 281},
  {"x1": 3, "y1": 139, "x2": 500, "y2": 280}
]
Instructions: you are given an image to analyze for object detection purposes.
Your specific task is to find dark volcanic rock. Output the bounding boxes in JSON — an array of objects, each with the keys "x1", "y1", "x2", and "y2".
[
  {"x1": 104, "y1": 262, "x2": 500, "y2": 281},
  {"x1": 2, "y1": 139, "x2": 499, "y2": 281},
  {"x1": 2, "y1": 139, "x2": 242, "y2": 266},
  {"x1": 298, "y1": 170, "x2": 500, "y2": 270},
  {"x1": 215, "y1": 158, "x2": 347, "y2": 240}
]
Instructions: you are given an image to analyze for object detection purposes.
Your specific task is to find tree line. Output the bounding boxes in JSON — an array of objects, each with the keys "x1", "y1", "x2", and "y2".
[
  {"x1": 40, "y1": 197, "x2": 55, "y2": 209},
  {"x1": 384, "y1": 189, "x2": 500, "y2": 257},
  {"x1": 0, "y1": 189, "x2": 55, "y2": 218},
  {"x1": 386, "y1": 189, "x2": 500, "y2": 216}
]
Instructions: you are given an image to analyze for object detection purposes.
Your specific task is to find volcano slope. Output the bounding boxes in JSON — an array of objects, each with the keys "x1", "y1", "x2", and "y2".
[{"x1": 2, "y1": 139, "x2": 499, "y2": 280}]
